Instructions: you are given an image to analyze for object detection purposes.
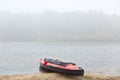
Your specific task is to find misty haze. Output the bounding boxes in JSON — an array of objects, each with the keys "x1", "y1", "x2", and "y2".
[
  {"x1": 0, "y1": 10, "x2": 120, "y2": 42},
  {"x1": 0, "y1": 0, "x2": 120, "y2": 79}
]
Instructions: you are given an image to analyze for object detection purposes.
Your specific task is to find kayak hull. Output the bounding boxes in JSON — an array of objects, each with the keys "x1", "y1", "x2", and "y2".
[{"x1": 40, "y1": 62, "x2": 84, "y2": 76}]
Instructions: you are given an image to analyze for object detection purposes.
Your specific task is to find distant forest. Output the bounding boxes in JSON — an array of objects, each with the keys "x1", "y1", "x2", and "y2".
[{"x1": 0, "y1": 10, "x2": 120, "y2": 42}]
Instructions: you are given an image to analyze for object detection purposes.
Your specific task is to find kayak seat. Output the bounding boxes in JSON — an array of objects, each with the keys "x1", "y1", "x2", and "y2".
[{"x1": 44, "y1": 58, "x2": 76, "y2": 66}]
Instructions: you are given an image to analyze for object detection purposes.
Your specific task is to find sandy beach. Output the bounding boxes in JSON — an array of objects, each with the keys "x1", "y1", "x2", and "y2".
[{"x1": 0, "y1": 72, "x2": 120, "y2": 80}]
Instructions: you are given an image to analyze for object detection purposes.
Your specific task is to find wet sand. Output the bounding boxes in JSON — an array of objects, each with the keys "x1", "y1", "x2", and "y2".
[{"x1": 0, "y1": 73, "x2": 120, "y2": 80}]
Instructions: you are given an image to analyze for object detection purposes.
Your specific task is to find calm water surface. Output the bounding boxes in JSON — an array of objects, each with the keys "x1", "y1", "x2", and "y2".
[{"x1": 0, "y1": 42, "x2": 120, "y2": 76}]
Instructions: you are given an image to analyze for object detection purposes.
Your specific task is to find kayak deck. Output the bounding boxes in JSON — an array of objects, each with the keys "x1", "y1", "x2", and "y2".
[{"x1": 39, "y1": 58, "x2": 84, "y2": 76}]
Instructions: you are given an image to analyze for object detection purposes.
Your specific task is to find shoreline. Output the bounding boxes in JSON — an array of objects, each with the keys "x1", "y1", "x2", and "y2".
[{"x1": 0, "y1": 72, "x2": 120, "y2": 80}]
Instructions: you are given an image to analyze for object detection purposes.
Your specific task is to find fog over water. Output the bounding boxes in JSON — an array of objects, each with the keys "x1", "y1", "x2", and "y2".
[
  {"x1": 0, "y1": 0, "x2": 120, "y2": 42},
  {"x1": 0, "y1": 0, "x2": 120, "y2": 76},
  {"x1": 0, "y1": 10, "x2": 120, "y2": 42}
]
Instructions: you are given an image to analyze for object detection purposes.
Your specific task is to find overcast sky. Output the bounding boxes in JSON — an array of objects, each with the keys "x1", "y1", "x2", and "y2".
[{"x1": 0, "y1": 0, "x2": 120, "y2": 15}]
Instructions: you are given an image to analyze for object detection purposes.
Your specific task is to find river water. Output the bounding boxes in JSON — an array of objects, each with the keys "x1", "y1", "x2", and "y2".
[{"x1": 0, "y1": 42, "x2": 120, "y2": 76}]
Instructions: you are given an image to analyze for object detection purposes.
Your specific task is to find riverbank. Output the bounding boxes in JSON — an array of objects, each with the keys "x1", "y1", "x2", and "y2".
[{"x1": 0, "y1": 73, "x2": 120, "y2": 80}]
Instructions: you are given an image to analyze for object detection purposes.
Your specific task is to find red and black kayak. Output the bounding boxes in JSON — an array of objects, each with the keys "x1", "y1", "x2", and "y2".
[{"x1": 39, "y1": 58, "x2": 84, "y2": 76}]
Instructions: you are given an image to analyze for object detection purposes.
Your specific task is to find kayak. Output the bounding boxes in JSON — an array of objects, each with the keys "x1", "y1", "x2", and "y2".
[{"x1": 39, "y1": 58, "x2": 84, "y2": 76}]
